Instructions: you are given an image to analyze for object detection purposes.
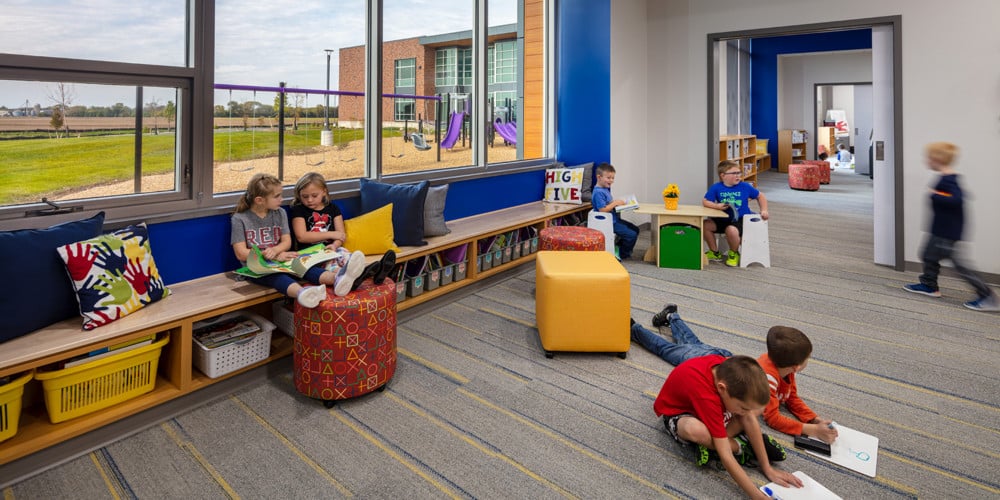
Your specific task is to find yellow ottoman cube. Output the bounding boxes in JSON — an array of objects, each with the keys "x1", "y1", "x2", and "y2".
[{"x1": 535, "y1": 251, "x2": 631, "y2": 358}]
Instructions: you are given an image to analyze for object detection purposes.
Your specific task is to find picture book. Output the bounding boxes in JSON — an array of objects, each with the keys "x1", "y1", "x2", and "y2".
[
  {"x1": 760, "y1": 471, "x2": 842, "y2": 500},
  {"x1": 235, "y1": 243, "x2": 341, "y2": 278},
  {"x1": 63, "y1": 334, "x2": 156, "y2": 368},
  {"x1": 615, "y1": 194, "x2": 639, "y2": 212}
]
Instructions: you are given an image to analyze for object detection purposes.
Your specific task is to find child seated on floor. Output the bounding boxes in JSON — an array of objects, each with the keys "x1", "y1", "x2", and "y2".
[
  {"x1": 636, "y1": 303, "x2": 840, "y2": 445},
  {"x1": 654, "y1": 355, "x2": 801, "y2": 497}
]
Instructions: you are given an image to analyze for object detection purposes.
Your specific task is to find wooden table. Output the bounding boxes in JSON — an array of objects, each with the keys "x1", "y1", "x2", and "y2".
[{"x1": 634, "y1": 203, "x2": 727, "y2": 269}]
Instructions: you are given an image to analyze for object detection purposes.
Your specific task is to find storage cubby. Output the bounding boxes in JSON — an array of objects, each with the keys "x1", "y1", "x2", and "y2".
[
  {"x1": 778, "y1": 129, "x2": 808, "y2": 173},
  {"x1": 719, "y1": 134, "x2": 759, "y2": 187}
]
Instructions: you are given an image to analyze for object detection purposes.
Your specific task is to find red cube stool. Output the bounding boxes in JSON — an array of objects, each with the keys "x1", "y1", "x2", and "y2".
[
  {"x1": 293, "y1": 279, "x2": 397, "y2": 407},
  {"x1": 788, "y1": 163, "x2": 820, "y2": 191},
  {"x1": 802, "y1": 160, "x2": 831, "y2": 184},
  {"x1": 539, "y1": 225, "x2": 605, "y2": 251}
]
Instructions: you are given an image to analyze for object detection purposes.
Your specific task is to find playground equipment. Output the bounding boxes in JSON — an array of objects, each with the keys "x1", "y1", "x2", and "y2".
[
  {"x1": 440, "y1": 111, "x2": 465, "y2": 150},
  {"x1": 410, "y1": 133, "x2": 432, "y2": 151},
  {"x1": 493, "y1": 117, "x2": 517, "y2": 145}
]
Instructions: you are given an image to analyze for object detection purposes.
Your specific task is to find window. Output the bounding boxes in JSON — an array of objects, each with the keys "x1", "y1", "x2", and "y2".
[
  {"x1": 435, "y1": 48, "x2": 458, "y2": 87},
  {"x1": 395, "y1": 59, "x2": 416, "y2": 89},
  {"x1": 1, "y1": 0, "x2": 552, "y2": 226}
]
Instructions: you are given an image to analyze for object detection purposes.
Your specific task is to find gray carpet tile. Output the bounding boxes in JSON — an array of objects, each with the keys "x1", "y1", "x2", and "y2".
[{"x1": 4, "y1": 169, "x2": 999, "y2": 499}]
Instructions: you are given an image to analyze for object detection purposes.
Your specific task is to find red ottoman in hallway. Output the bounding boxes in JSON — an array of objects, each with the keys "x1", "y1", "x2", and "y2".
[
  {"x1": 788, "y1": 163, "x2": 820, "y2": 191},
  {"x1": 539, "y1": 225, "x2": 605, "y2": 251},
  {"x1": 803, "y1": 160, "x2": 831, "y2": 184},
  {"x1": 293, "y1": 279, "x2": 397, "y2": 407}
]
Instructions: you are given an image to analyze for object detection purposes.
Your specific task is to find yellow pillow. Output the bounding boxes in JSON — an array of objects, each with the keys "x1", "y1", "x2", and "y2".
[{"x1": 344, "y1": 203, "x2": 400, "y2": 255}]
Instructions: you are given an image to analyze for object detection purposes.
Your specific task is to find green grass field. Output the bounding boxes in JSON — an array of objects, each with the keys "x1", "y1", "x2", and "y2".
[{"x1": 0, "y1": 126, "x2": 382, "y2": 205}]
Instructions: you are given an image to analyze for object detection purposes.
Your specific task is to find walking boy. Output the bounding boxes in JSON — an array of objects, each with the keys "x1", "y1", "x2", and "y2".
[
  {"x1": 590, "y1": 162, "x2": 639, "y2": 259},
  {"x1": 655, "y1": 355, "x2": 801, "y2": 497},
  {"x1": 903, "y1": 142, "x2": 999, "y2": 311},
  {"x1": 703, "y1": 160, "x2": 768, "y2": 267},
  {"x1": 636, "y1": 304, "x2": 839, "y2": 444}
]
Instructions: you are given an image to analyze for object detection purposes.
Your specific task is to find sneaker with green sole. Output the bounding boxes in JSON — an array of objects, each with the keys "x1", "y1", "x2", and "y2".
[
  {"x1": 725, "y1": 250, "x2": 740, "y2": 267},
  {"x1": 705, "y1": 250, "x2": 724, "y2": 261},
  {"x1": 735, "y1": 433, "x2": 787, "y2": 463},
  {"x1": 691, "y1": 444, "x2": 718, "y2": 467}
]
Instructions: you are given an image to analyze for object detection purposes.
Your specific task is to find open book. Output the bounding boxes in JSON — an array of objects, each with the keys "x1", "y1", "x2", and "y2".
[
  {"x1": 615, "y1": 194, "x2": 639, "y2": 212},
  {"x1": 235, "y1": 243, "x2": 341, "y2": 278}
]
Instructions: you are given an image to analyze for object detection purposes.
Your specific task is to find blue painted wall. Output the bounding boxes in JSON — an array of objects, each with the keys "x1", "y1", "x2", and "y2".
[
  {"x1": 750, "y1": 30, "x2": 872, "y2": 160},
  {"x1": 150, "y1": 0, "x2": 612, "y2": 284}
]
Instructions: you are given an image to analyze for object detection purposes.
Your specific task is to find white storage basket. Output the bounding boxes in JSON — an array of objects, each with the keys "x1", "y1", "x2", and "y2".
[
  {"x1": 193, "y1": 311, "x2": 274, "y2": 378},
  {"x1": 271, "y1": 300, "x2": 295, "y2": 337}
]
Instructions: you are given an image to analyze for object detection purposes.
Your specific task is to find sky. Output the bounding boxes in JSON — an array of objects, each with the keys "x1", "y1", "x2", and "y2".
[{"x1": 0, "y1": 0, "x2": 518, "y2": 109}]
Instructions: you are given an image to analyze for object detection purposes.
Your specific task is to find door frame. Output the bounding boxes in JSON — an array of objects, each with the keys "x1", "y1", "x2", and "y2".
[{"x1": 706, "y1": 16, "x2": 904, "y2": 270}]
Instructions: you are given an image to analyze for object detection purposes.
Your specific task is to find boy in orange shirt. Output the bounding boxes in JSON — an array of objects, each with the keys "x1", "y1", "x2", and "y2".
[{"x1": 757, "y1": 326, "x2": 839, "y2": 443}]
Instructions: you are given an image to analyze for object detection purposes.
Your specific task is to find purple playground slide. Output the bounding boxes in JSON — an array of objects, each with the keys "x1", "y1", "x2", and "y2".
[
  {"x1": 440, "y1": 112, "x2": 465, "y2": 149},
  {"x1": 493, "y1": 118, "x2": 517, "y2": 145}
]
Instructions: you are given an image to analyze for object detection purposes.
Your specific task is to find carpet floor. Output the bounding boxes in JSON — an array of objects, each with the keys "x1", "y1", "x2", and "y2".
[{"x1": 3, "y1": 169, "x2": 998, "y2": 499}]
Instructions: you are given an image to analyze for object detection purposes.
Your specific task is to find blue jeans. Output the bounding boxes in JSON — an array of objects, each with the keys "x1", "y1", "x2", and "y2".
[
  {"x1": 630, "y1": 315, "x2": 731, "y2": 366},
  {"x1": 920, "y1": 235, "x2": 992, "y2": 298},
  {"x1": 249, "y1": 266, "x2": 326, "y2": 296},
  {"x1": 614, "y1": 219, "x2": 639, "y2": 259}
]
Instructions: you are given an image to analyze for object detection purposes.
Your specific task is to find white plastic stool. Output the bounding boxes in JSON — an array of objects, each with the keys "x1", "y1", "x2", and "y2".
[
  {"x1": 739, "y1": 213, "x2": 770, "y2": 268},
  {"x1": 587, "y1": 211, "x2": 616, "y2": 255}
]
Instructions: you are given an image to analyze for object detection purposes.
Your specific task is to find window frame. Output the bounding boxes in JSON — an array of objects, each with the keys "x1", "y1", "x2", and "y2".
[{"x1": 0, "y1": 0, "x2": 555, "y2": 231}]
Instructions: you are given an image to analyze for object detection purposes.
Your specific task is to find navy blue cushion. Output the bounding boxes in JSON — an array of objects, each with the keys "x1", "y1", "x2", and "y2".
[
  {"x1": 0, "y1": 212, "x2": 105, "y2": 343},
  {"x1": 359, "y1": 179, "x2": 429, "y2": 246}
]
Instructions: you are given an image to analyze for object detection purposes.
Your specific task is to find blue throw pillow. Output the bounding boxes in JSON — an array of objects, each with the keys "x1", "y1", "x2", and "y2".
[
  {"x1": 359, "y1": 179, "x2": 429, "y2": 246},
  {"x1": 0, "y1": 211, "x2": 105, "y2": 343}
]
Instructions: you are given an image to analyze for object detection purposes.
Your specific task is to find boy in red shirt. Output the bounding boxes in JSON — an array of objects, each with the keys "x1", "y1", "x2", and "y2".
[
  {"x1": 757, "y1": 326, "x2": 839, "y2": 443},
  {"x1": 655, "y1": 355, "x2": 801, "y2": 497}
]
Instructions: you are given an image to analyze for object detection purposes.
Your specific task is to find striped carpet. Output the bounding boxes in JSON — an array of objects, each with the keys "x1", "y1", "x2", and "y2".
[{"x1": 3, "y1": 169, "x2": 998, "y2": 499}]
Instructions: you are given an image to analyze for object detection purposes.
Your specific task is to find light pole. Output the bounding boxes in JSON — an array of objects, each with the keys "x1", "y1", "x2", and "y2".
[{"x1": 324, "y1": 49, "x2": 334, "y2": 131}]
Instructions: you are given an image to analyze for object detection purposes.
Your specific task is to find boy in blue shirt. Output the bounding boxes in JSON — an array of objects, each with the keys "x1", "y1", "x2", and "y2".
[
  {"x1": 703, "y1": 160, "x2": 769, "y2": 267},
  {"x1": 904, "y1": 142, "x2": 999, "y2": 311},
  {"x1": 591, "y1": 162, "x2": 639, "y2": 259}
]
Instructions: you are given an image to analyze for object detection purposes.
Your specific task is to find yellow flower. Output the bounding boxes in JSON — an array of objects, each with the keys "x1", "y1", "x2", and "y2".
[{"x1": 662, "y1": 184, "x2": 680, "y2": 198}]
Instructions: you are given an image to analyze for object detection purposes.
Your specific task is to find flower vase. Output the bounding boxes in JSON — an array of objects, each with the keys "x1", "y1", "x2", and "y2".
[{"x1": 663, "y1": 197, "x2": 678, "y2": 210}]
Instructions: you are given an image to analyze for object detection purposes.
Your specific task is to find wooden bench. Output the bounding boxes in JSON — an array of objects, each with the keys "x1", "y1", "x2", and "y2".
[{"x1": 0, "y1": 200, "x2": 590, "y2": 465}]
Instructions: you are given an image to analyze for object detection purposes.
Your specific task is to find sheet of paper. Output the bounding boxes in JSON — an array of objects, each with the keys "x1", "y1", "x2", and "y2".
[
  {"x1": 801, "y1": 423, "x2": 879, "y2": 477},
  {"x1": 760, "y1": 471, "x2": 842, "y2": 500}
]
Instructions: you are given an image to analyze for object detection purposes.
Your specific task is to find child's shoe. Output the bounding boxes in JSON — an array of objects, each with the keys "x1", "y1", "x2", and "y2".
[
  {"x1": 334, "y1": 251, "x2": 366, "y2": 296},
  {"x1": 725, "y1": 250, "x2": 739, "y2": 267},
  {"x1": 297, "y1": 285, "x2": 327, "y2": 308},
  {"x1": 735, "y1": 433, "x2": 786, "y2": 463},
  {"x1": 651, "y1": 303, "x2": 678, "y2": 328},
  {"x1": 372, "y1": 250, "x2": 397, "y2": 284},
  {"x1": 903, "y1": 283, "x2": 941, "y2": 298},
  {"x1": 705, "y1": 250, "x2": 724, "y2": 261},
  {"x1": 732, "y1": 435, "x2": 755, "y2": 465},
  {"x1": 690, "y1": 444, "x2": 717, "y2": 467},
  {"x1": 964, "y1": 293, "x2": 1000, "y2": 312}
]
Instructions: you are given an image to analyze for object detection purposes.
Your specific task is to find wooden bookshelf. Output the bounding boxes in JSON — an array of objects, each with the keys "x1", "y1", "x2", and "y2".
[
  {"x1": 719, "y1": 134, "x2": 758, "y2": 187},
  {"x1": 778, "y1": 129, "x2": 807, "y2": 173}
]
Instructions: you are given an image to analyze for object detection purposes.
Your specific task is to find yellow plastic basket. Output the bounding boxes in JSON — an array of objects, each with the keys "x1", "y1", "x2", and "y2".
[
  {"x1": 0, "y1": 371, "x2": 33, "y2": 442},
  {"x1": 35, "y1": 337, "x2": 169, "y2": 424}
]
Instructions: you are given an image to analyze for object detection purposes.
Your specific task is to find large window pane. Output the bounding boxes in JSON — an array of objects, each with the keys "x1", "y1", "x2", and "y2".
[
  {"x1": 0, "y1": 80, "x2": 179, "y2": 208},
  {"x1": 487, "y1": 0, "x2": 545, "y2": 165},
  {"x1": 382, "y1": 0, "x2": 473, "y2": 174},
  {"x1": 0, "y1": 1, "x2": 187, "y2": 67},
  {"x1": 214, "y1": 0, "x2": 367, "y2": 193}
]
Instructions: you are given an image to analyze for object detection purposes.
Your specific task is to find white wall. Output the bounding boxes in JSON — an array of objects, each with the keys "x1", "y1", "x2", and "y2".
[
  {"x1": 609, "y1": 0, "x2": 648, "y2": 226},
  {"x1": 616, "y1": 0, "x2": 1000, "y2": 276},
  {"x1": 779, "y1": 51, "x2": 871, "y2": 157}
]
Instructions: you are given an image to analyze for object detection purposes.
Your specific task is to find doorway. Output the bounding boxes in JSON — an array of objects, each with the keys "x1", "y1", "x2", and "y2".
[
  {"x1": 815, "y1": 83, "x2": 873, "y2": 177},
  {"x1": 707, "y1": 17, "x2": 903, "y2": 270}
]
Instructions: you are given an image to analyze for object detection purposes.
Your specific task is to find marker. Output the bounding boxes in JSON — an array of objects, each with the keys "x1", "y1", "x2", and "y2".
[
  {"x1": 761, "y1": 486, "x2": 783, "y2": 499},
  {"x1": 828, "y1": 421, "x2": 837, "y2": 430}
]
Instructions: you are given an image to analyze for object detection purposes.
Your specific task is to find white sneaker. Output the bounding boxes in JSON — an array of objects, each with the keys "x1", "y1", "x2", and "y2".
[
  {"x1": 297, "y1": 284, "x2": 327, "y2": 308},
  {"x1": 333, "y1": 250, "x2": 366, "y2": 296}
]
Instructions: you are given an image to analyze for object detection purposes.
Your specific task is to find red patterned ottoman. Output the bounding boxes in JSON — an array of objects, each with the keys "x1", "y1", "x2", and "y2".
[
  {"x1": 788, "y1": 163, "x2": 820, "y2": 191},
  {"x1": 802, "y1": 160, "x2": 831, "y2": 184},
  {"x1": 293, "y1": 279, "x2": 397, "y2": 407},
  {"x1": 539, "y1": 226, "x2": 605, "y2": 251}
]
